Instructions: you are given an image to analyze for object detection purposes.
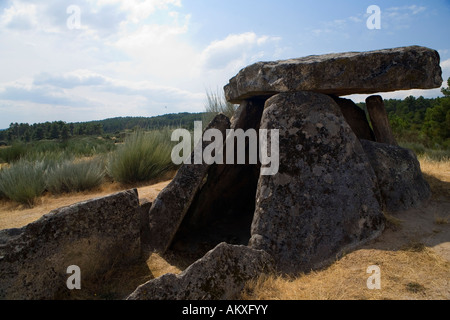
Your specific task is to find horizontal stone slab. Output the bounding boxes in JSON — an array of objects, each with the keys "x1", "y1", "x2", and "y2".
[{"x1": 224, "y1": 46, "x2": 442, "y2": 104}]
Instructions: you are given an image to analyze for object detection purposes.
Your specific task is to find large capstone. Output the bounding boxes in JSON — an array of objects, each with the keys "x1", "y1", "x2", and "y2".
[{"x1": 224, "y1": 46, "x2": 442, "y2": 104}]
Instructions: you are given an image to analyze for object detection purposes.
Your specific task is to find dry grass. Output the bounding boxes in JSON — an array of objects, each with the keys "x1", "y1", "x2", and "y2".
[
  {"x1": 419, "y1": 156, "x2": 450, "y2": 182},
  {"x1": 241, "y1": 157, "x2": 450, "y2": 300},
  {"x1": 242, "y1": 247, "x2": 450, "y2": 300},
  {"x1": 418, "y1": 156, "x2": 450, "y2": 200}
]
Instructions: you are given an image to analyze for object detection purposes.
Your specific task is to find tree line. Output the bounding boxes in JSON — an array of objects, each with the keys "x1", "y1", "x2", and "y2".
[
  {"x1": 0, "y1": 112, "x2": 205, "y2": 144},
  {"x1": 1, "y1": 77, "x2": 448, "y2": 149},
  {"x1": 357, "y1": 78, "x2": 449, "y2": 149}
]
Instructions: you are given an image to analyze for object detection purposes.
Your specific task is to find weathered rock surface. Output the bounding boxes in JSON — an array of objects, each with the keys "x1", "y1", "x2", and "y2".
[
  {"x1": 127, "y1": 242, "x2": 273, "y2": 300},
  {"x1": 0, "y1": 190, "x2": 141, "y2": 300},
  {"x1": 169, "y1": 99, "x2": 264, "y2": 264},
  {"x1": 331, "y1": 96, "x2": 375, "y2": 141},
  {"x1": 249, "y1": 91, "x2": 385, "y2": 274},
  {"x1": 366, "y1": 95, "x2": 398, "y2": 145},
  {"x1": 360, "y1": 139, "x2": 431, "y2": 212},
  {"x1": 147, "y1": 114, "x2": 231, "y2": 253},
  {"x1": 224, "y1": 46, "x2": 442, "y2": 104}
]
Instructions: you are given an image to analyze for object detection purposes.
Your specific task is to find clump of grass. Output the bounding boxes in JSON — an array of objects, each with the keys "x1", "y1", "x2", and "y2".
[
  {"x1": 401, "y1": 241, "x2": 426, "y2": 253},
  {"x1": 434, "y1": 215, "x2": 449, "y2": 225},
  {"x1": 202, "y1": 89, "x2": 238, "y2": 126},
  {"x1": 400, "y1": 142, "x2": 450, "y2": 162},
  {"x1": 0, "y1": 159, "x2": 48, "y2": 206},
  {"x1": 405, "y1": 282, "x2": 426, "y2": 294},
  {"x1": 383, "y1": 212, "x2": 403, "y2": 231},
  {"x1": 61, "y1": 136, "x2": 116, "y2": 157},
  {"x1": 46, "y1": 158, "x2": 105, "y2": 194},
  {"x1": 0, "y1": 142, "x2": 27, "y2": 163},
  {"x1": 107, "y1": 130, "x2": 174, "y2": 184},
  {"x1": 0, "y1": 137, "x2": 116, "y2": 164}
]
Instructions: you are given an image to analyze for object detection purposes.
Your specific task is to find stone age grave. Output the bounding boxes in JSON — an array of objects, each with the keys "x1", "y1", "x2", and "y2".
[{"x1": 0, "y1": 46, "x2": 443, "y2": 300}]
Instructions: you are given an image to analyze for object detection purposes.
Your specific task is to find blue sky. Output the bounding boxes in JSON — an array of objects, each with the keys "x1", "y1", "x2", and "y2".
[{"x1": 0, "y1": 0, "x2": 449, "y2": 129}]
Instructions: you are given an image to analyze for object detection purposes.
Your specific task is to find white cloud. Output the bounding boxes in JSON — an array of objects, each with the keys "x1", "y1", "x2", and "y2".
[
  {"x1": 0, "y1": 1, "x2": 39, "y2": 30},
  {"x1": 441, "y1": 58, "x2": 450, "y2": 71},
  {"x1": 0, "y1": 1, "x2": 283, "y2": 128},
  {"x1": 387, "y1": 5, "x2": 426, "y2": 16},
  {"x1": 200, "y1": 32, "x2": 281, "y2": 71}
]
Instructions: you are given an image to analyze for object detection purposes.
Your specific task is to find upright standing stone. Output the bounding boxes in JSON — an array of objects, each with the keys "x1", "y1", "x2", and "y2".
[
  {"x1": 366, "y1": 95, "x2": 398, "y2": 146},
  {"x1": 331, "y1": 96, "x2": 375, "y2": 141},
  {"x1": 249, "y1": 91, "x2": 385, "y2": 274},
  {"x1": 169, "y1": 98, "x2": 264, "y2": 260},
  {"x1": 147, "y1": 114, "x2": 230, "y2": 253},
  {"x1": 360, "y1": 139, "x2": 431, "y2": 212}
]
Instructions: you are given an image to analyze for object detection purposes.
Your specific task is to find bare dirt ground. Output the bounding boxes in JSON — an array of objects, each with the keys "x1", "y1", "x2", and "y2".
[{"x1": 0, "y1": 159, "x2": 449, "y2": 300}]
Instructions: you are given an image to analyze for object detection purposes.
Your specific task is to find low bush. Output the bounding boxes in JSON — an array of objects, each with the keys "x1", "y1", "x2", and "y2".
[
  {"x1": 0, "y1": 142, "x2": 27, "y2": 163},
  {"x1": 61, "y1": 137, "x2": 116, "y2": 157},
  {"x1": 399, "y1": 141, "x2": 450, "y2": 162},
  {"x1": 0, "y1": 137, "x2": 116, "y2": 164},
  {"x1": 46, "y1": 158, "x2": 105, "y2": 194},
  {"x1": 107, "y1": 130, "x2": 174, "y2": 184},
  {"x1": 0, "y1": 160, "x2": 48, "y2": 206}
]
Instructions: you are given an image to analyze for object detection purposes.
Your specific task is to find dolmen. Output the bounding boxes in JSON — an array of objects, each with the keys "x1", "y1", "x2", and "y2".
[
  {"x1": 0, "y1": 46, "x2": 442, "y2": 300},
  {"x1": 138, "y1": 46, "x2": 442, "y2": 296}
]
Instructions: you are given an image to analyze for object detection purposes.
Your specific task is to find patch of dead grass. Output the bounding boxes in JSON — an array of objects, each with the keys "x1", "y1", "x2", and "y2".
[
  {"x1": 241, "y1": 157, "x2": 450, "y2": 301},
  {"x1": 241, "y1": 247, "x2": 450, "y2": 300}
]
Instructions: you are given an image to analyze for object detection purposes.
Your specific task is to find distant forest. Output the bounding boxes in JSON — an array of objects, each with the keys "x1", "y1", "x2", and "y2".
[
  {"x1": 0, "y1": 112, "x2": 205, "y2": 143},
  {"x1": 357, "y1": 95, "x2": 449, "y2": 149},
  {"x1": 1, "y1": 91, "x2": 449, "y2": 150}
]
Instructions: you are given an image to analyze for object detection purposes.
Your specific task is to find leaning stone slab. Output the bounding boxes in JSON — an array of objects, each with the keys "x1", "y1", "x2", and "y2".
[
  {"x1": 224, "y1": 46, "x2": 442, "y2": 103},
  {"x1": 249, "y1": 91, "x2": 385, "y2": 274},
  {"x1": 331, "y1": 96, "x2": 375, "y2": 141},
  {"x1": 127, "y1": 242, "x2": 273, "y2": 300},
  {"x1": 366, "y1": 95, "x2": 398, "y2": 146},
  {"x1": 147, "y1": 114, "x2": 231, "y2": 253},
  {"x1": 0, "y1": 190, "x2": 141, "y2": 300},
  {"x1": 360, "y1": 140, "x2": 431, "y2": 212}
]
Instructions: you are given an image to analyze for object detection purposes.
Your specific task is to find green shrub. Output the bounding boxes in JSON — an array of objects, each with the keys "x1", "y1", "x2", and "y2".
[
  {"x1": 399, "y1": 141, "x2": 427, "y2": 155},
  {"x1": 0, "y1": 137, "x2": 116, "y2": 164},
  {"x1": 399, "y1": 141, "x2": 450, "y2": 162},
  {"x1": 61, "y1": 137, "x2": 116, "y2": 157},
  {"x1": 420, "y1": 149, "x2": 450, "y2": 162},
  {"x1": 0, "y1": 142, "x2": 27, "y2": 163},
  {"x1": 0, "y1": 160, "x2": 47, "y2": 206},
  {"x1": 46, "y1": 158, "x2": 105, "y2": 194},
  {"x1": 107, "y1": 130, "x2": 174, "y2": 184}
]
